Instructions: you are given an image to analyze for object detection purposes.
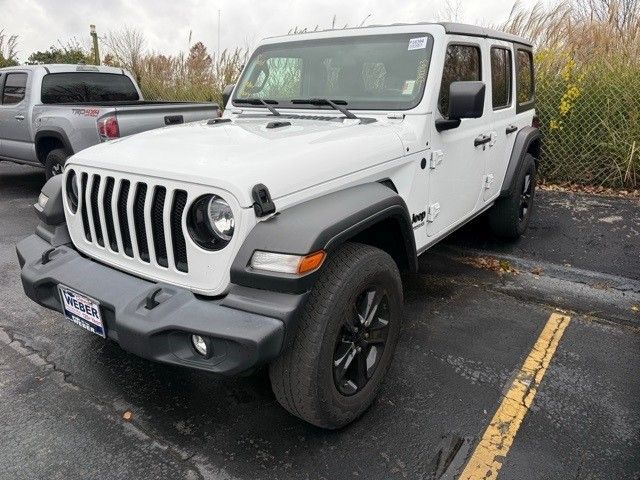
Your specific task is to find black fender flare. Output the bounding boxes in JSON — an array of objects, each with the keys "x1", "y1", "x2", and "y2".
[
  {"x1": 499, "y1": 126, "x2": 540, "y2": 197},
  {"x1": 34, "y1": 128, "x2": 74, "y2": 164},
  {"x1": 230, "y1": 182, "x2": 418, "y2": 294}
]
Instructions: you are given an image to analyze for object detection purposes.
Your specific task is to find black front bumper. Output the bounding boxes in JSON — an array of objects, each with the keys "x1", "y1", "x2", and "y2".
[{"x1": 17, "y1": 233, "x2": 307, "y2": 375}]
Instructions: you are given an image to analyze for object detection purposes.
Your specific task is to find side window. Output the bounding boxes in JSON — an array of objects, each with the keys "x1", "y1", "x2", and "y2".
[
  {"x1": 2, "y1": 73, "x2": 28, "y2": 105},
  {"x1": 438, "y1": 44, "x2": 481, "y2": 116},
  {"x1": 491, "y1": 47, "x2": 512, "y2": 109},
  {"x1": 516, "y1": 49, "x2": 534, "y2": 106}
]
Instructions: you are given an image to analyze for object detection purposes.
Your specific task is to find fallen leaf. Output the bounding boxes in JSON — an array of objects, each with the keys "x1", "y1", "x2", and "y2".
[
  {"x1": 459, "y1": 256, "x2": 519, "y2": 275},
  {"x1": 531, "y1": 267, "x2": 543, "y2": 275},
  {"x1": 538, "y1": 182, "x2": 640, "y2": 198},
  {"x1": 632, "y1": 305, "x2": 639, "y2": 312}
]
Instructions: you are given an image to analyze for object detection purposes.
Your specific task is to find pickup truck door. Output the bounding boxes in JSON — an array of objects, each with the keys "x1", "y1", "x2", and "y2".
[
  {"x1": 427, "y1": 40, "x2": 491, "y2": 238},
  {"x1": 0, "y1": 71, "x2": 34, "y2": 162}
]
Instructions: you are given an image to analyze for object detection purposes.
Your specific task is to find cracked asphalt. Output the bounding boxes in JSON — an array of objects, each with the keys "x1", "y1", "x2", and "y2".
[{"x1": 1, "y1": 162, "x2": 639, "y2": 480}]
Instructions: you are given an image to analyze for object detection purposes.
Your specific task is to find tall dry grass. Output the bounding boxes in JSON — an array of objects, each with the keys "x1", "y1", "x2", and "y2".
[
  {"x1": 501, "y1": 0, "x2": 640, "y2": 188},
  {"x1": 102, "y1": 27, "x2": 247, "y2": 107}
]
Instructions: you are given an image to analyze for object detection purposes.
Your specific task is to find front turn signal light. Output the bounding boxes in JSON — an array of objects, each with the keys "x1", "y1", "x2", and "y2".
[
  {"x1": 250, "y1": 250, "x2": 326, "y2": 275},
  {"x1": 297, "y1": 251, "x2": 326, "y2": 274}
]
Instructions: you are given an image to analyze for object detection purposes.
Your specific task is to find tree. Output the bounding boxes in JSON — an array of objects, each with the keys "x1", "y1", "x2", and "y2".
[
  {"x1": 27, "y1": 38, "x2": 92, "y2": 65},
  {"x1": 186, "y1": 42, "x2": 213, "y2": 85},
  {"x1": 103, "y1": 27, "x2": 146, "y2": 82},
  {"x1": 28, "y1": 47, "x2": 88, "y2": 65},
  {"x1": 0, "y1": 30, "x2": 19, "y2": 67}
]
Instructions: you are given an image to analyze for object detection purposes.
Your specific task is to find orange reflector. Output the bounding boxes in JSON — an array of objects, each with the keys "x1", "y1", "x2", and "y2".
[{"x1": 297, "y1": 251, "x2": 326, "y2": 274}]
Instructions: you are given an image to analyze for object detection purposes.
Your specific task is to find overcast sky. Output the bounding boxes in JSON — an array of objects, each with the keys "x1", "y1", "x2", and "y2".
[{"x1": 2, "y1": 0, "x2": 547, "y2": 62}]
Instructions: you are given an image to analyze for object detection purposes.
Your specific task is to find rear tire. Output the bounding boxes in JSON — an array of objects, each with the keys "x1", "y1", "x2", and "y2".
[
  {"x1": 269, "y1": 242, "x2": 403, "y2": 429},
  {"x1": 489, "y1": 153, "x2": 537, "y2": 239},
  {"x1": 45, "y1": 149, "x2": 69, "y2": 179}
]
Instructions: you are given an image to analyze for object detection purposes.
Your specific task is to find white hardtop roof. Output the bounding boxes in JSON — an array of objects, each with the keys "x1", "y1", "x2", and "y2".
[{"x1": 265, "y1": 22, "x2": 532, "y2": 48}]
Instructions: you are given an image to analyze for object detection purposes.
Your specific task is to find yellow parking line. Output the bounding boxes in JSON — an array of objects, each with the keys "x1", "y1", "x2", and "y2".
[{"x1": 458, "y1": 312, "x2": 571, "y2": 480}]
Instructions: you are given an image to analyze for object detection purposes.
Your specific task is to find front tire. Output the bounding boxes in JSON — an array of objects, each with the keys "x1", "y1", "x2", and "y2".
[
  {"x1": 269, "y1": 242, "x2": 403, "y2": 429},
  {"x1": 45, "y1": 148, "x2": 69, "y2": 179},
  {"x1": 488, "y1": 153, "x2": 537, "y2": 239}
]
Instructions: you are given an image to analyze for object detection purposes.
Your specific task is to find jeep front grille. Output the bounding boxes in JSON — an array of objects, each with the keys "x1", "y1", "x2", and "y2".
[{"x1": 78, "y1": 173, "x2": 189, "y2": 273}]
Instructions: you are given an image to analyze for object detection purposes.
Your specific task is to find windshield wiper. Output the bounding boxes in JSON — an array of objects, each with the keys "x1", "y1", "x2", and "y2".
[
  {"x1": 234, "y1": 98, "x2": 281, "y2": 116},
  {"x1": 291, "y1": 99, "x2": 358, "y2": 120}
]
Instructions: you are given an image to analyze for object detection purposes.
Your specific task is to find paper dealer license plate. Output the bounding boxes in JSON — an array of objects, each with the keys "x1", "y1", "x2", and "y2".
[{"x1": 58, "y1": 285, "x2": 106, "y2": 338}]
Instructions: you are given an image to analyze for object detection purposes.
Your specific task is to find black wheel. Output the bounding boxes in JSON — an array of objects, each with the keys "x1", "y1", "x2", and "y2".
[
  {"x1": 269, "y1": 242, "x2": 403, "y2": 429},
  {"x1": 489, "y1": 153, "x2": 537, "y2": 239},
  {"x1": 45, "y1": 149, "x2": 69, "y2": 179}
]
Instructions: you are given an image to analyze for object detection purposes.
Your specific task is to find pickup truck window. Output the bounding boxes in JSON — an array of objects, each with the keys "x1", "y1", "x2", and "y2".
[
  {"x1": 438, "y1": 44, "x2": 481, "y2": 116},
  {"x1": 2, "y1": 73, "x2": 27, "y2": 105},
  {"x1": 41, "y1": 73, "x2": 140, "y2": 104},
  {"x1": 233, "y1": 34, "x2": 433, "y2": 111}
]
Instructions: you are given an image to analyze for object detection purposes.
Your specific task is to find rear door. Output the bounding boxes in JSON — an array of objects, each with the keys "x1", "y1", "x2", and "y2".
[
  {"x1": 0, "y1": 71, "x2": 33, "y2": 161},
  {"x1": 484, "y1": 44, "x2": 536, "y2": 202},
  {"x1": 427, "y1": 40, "x2": 491, "y2": 237},
  {"x1": 483, "y1": 41, "x2": 516, "y2": 201}
]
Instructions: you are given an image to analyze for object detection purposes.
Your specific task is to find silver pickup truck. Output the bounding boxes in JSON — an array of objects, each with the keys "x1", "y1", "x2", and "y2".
[{"x1": 0, "y1": 64, "x2": 220, "y2": 178}]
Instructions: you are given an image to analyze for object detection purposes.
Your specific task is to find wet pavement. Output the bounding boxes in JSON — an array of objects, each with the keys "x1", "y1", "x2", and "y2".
[{"x1": 1, "y1": 162, "x2": 639, "y2": 480}]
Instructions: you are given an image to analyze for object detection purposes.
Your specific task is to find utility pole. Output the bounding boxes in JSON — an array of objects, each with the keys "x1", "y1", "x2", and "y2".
[
  {"x1": 90, "y1": 24, "x2": 100, "y2": 65},
  {"x1": 217, "y1": 9, "x2": 221, "y2": 60}
]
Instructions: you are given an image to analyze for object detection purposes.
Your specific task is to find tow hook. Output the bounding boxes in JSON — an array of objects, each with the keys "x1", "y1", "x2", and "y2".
[
  {"x1": 41, "y1": 247, "x2": 56, "y2": 265},
  {"x1": 145, "y1": 288, "x2": 163, "y2": 310}
]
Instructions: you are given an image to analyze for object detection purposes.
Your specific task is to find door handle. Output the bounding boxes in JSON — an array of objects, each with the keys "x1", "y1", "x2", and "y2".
[
  {"x1": 14, "y1": 115, "x2": 25, "y2": 121},
  {"x1": 474, "y1": 134, "x2": 492, "y2": 147},
  {"x1": 506, "y1": 125, "x2": 518, "y2": 134}
]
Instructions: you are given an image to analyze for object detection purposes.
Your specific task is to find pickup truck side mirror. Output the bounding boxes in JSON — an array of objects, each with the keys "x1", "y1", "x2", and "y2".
[
  {"x1": 222, "y1": 84, "x2": 235, "y2": 108},
  {"x1": 436, "y1": 81, "x2": 486, "y2": 132}
]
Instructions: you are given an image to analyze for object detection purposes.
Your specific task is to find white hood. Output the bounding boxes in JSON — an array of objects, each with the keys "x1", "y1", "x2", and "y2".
[{"x1": 68, "y1": 116, "x2": 406, "y2": 207}]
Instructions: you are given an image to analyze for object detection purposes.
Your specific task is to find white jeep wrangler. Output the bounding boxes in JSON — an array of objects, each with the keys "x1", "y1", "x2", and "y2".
[{"x1": 17, "y1": 22, "x2": 540, "y2": 429}]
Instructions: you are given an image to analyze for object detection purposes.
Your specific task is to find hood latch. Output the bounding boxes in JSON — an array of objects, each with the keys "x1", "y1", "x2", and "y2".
[{"x1": 252, "y1": 184, "x2": 276, "y2": 217}]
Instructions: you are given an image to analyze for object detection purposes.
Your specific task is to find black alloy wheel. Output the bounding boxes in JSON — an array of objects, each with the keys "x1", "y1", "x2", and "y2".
[
  {"x1": 333, "y1": 286, "x2": 391, "y2": 396},
  {"x1": 519, "y1": 172, "x2": 533, "y2": 222}
]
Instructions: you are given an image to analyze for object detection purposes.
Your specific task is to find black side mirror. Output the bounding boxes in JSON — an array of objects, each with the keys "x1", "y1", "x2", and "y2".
[
  {"x1": 436, "y1": 81, "x2": 486, "y2": 132},
  {"x1": 222, "y1": 84, "x2": 235, "y2": 107}
]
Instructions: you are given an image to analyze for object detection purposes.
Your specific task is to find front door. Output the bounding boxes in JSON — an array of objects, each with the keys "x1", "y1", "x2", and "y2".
[{"x1": 427, "y1": 40, "x2": 491, "y2": 237}]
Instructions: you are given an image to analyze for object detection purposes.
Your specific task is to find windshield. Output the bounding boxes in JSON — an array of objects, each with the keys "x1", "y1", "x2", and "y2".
[
  {"x1": 233, "y1": 33, "x2": 433, "y2": 111},
  {"x1": 41, "y1": 73, "x2": 140, "y2": 104}
]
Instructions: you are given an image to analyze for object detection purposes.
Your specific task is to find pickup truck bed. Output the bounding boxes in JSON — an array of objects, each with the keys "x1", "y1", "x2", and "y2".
[{"x1": 33, "y1": 101, "x2": 219, "y2": 154}]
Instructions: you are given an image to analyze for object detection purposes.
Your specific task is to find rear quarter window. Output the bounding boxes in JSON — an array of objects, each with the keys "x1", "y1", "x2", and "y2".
[
  {"x1": 41, "y1": 72, "x2": 139, "y2": 104},
  {"x1": 516, "y1": 49, "x2": 534, "y2": 109}
]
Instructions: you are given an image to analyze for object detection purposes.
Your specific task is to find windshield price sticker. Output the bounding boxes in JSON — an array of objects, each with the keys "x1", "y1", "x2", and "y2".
[{"x1": 408, "y1": 37, "x2": 428, "y2": 50}]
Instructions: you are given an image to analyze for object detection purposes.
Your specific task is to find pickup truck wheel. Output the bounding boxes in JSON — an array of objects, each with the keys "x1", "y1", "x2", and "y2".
[
  {"x1": 489, "y1": 153, "x2": 537, "y2": 239},
  {"x1": 45, "y1": 149, "x2": 69, "y2": 179},
  {"x1": 269, "y1": 242, "x2": 403, "y2": 429}
]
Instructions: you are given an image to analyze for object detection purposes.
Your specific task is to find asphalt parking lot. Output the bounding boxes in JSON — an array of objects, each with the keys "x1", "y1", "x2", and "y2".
[{"x1": 1, "y1": 162, "x2": 639, "y2": 480}]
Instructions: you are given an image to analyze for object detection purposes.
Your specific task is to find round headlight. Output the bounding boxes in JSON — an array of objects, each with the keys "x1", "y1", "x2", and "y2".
[
  {"x1": 65, "y1": 169, "x2": 79, "y2": 213},
  {"x1": 206, "y1": 196, "x2": 235, "y2": 241},
  {"x1": 187, "y1": 194, "x2": 235, "y2": 250}
]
